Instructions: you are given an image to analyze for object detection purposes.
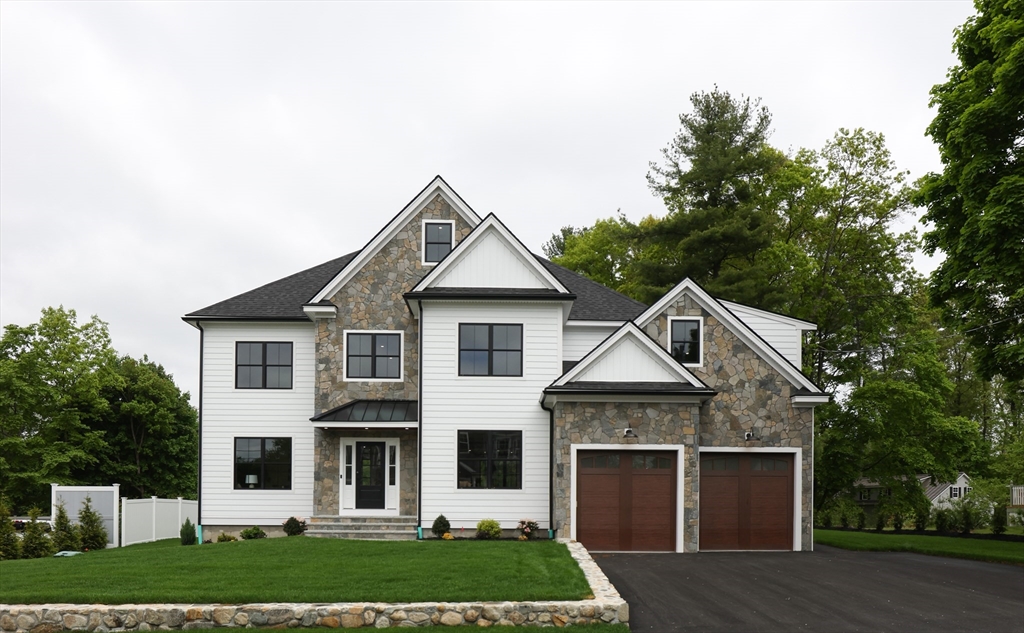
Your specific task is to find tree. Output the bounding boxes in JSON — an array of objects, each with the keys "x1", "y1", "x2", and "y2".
[
  {"x1": 51, "y1": 500, "x2": 81, "y2": 553},
  {"x1": 21, "y1": 507, "x2": 54, "y2": 559},
  {"x1": 915, "y1": 0, "x2": 1024, "y2": 381},
  {"x1": 0, "y1": 500, "x2": 20, "y2": 560},
  {"x1": 78, "y1": 496, "x2": 108, "y2": 551}
]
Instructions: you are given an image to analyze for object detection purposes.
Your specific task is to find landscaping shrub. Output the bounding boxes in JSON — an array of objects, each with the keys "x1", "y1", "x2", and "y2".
[
  {"x1": 950, "y1": 497, "x2": 988, "y2": 535},
  {"x1": 912, "y1": 507, "x2": 930, "y2": 531},
  {"x1": 892, "y1": 512, "x2": 905, "y2": 531},
  {"x1": 819, "y1": 510, "x2": 833, "y2": 529},
  {"x1": 0, "y1": 500, "x2": 21, "y2": 560},
  {"x1": 475, "y1": 518, "x2": 502, "y2": 540},
  {"x1": 217, "y1": 532, "x2": 238, "y2": 542},
  {"x1": 21, "y1": 507, "x2": 54, "y2": 559},
  {"x1": 180, "y1": 518, "x2": 197, "y2": 546},
  {"x1": 992, "y1": 506, "x2": 1007, "y2": 535},
  {"x1": 282, "y1": 517, "x2": 307, "y2": 536},
  {"x1": 839, "y1": 510, "x2": 851, "y2": 529},
  {"x1": 516, "y1": 518, "x2": 540, "y2": 540},
  {"x1": 78, "y1": 496, "x2": 108, "y2": 551},
  {"x1": 431, "y1": 514, "x2": 451, "y2": 539},
  {"x1": 239, "y1": 526, "x2": 267, "y2": 540},
  {"x1": 52, "y1": 501, "x2": 81, "y2": 552},
  {"x1": 441, "y1": 532, "x2": 454, "y2": 540},
  {"x1": 856, "y1": 510, "x2": 867, "y2": 530},
  {"x1": 935, "y1": 507, "x2": 954, "y2": 533},
  {"x1": 875, "y1": 512, "x2": 887, "y2": 532}
]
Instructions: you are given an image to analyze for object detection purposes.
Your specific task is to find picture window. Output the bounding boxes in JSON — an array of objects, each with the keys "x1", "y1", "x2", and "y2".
[
  {"x1": 234, "y1": 437, "x2": 291, "y2": 489},
  {"x1": 235, "y1": 342, "x2": 292, "y2": 389},
  {"x1": 457, "y1": 430, "x2": 521, "y2": 489}
]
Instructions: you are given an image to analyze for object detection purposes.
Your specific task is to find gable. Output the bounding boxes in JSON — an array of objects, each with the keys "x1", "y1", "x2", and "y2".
[
  {"x1": 573, "y1": 335, "x2": 681, "y2": 383},
  {"x1": 433, "y1": 229, "x2": 551, "y2": 289}
]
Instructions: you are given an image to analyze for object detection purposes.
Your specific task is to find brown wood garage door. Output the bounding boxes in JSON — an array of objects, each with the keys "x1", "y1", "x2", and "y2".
[
  {"x1": 699, "y1": 453, "x2": 793, "y2": 550},
  {"x1": 577, "y1": 451, "x2": 676, "y2": 551}
]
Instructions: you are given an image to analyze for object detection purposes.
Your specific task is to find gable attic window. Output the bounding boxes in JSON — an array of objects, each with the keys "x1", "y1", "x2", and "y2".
[
  {"x1": 669, "y1": 317, "x2": 703, "y2": 366},
  {"x1": 423, "y1": 220, "x2": 454, "y2": 264},
  {"x1": 346, "y1": 331, "x2": 402, "y2": 381},
  {"x1": 235, "y1": 342, "x2": 293, "y2": 389}
]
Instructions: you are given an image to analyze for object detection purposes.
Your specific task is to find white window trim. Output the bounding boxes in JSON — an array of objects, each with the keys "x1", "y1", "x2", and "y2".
[
  {"x1": 667, "y1": 316, "x2": 704, "y2": 368},
  {"x1": 452, "y1": 428, "x2": 526, "y2": 494},
  {"x1": 421, "y1": 219, "x2": 456, "y2": 266},
  {"x1": 455, "y1": 321, "x2": 527, "y2": 379},
  {"x1": 230, "y1": 436, "x2": 293, "y2": 493},
  {"x1": 343, "y1": 330, "x2": 405, "y2": 383},
  {"x1": 339, "y1": 437, "x2": 401, "y2": 516},
  {"x1": 859, "y1": 489, "x2": 870, "y2": 501}
]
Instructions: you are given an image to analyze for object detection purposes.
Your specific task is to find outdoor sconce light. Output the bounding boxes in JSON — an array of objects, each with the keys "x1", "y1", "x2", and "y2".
[
  {"x1": 744, "y1": 431, "x2": 756, "y2": 441},
  {"x1": 623, "y1": 428, "x2": 638, "y2": 439},
  {"x1": 245, "y1": 475, "x2": 258, "y2": 489}
]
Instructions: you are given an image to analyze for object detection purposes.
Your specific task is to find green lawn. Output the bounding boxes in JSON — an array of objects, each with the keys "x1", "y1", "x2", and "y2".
[
  {"x1": 0, "y1": 537, "x2": 593, "y2": 604},
  {"x1": 815, "y1": 529, "x2": 1024, "y2": 565}
]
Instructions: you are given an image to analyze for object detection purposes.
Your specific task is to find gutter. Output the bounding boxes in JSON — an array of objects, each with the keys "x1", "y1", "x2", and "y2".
[
  {"x1": 540, "y1": 397, "x2": 556, "y2": 541},
  {"x1": 196, "y1": 321, "x2": 204, "y2": 540}
]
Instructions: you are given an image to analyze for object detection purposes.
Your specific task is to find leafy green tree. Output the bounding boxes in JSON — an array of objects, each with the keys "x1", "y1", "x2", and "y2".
[
  {"x1": 77, "y1": 496, "x2": 108, "y2": 551},
  {"x1": 21, "y1": 507, "x2": 54, "y2": 559},
  {"x1": 0, "y1": 500, "x2": 20, "y2": 560},
  {"x1": 51, "y1": 500, "x2": 81, "y2": 553},
  {"x1": 915, "y1": 0, "x2": 1024, "y2": 381}
]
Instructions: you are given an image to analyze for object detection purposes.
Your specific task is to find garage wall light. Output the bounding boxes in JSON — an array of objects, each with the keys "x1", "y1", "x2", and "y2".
[
  {"x1": 744, "y1": 431, "x2": 756, "y2": 441},
  {"x1": 623, "y1": 428, "x2": 638, "y2": 439}
]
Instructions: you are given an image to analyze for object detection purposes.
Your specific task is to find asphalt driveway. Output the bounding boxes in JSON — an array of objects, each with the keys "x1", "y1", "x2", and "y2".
[{"x1": 595, "y1": 545, "x2": 1024, "y2": 633}]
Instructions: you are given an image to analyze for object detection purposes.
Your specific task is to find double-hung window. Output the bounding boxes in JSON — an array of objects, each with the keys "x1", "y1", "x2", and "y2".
[
  {"x1": 234, "y1": 437, "x2": 291, "y2": 489},
  {"x1": 459, "y1": 324, "x2": 522, "y2": 376},
  {"x1": 457, "y1": 430, "x2": 522, "y2": 489},
  {"x1": 346, "y1": 332, "x2": 402, "y2": 380},
  {"x1": 235, "y1": 342, "x2": 293, "y2": 389},
  {"x1": 669, "y1": 317, "x2": 702, "y2": 366},
  {"x1": 423, "y1": 221, "x2": 454, "y2": 264}
]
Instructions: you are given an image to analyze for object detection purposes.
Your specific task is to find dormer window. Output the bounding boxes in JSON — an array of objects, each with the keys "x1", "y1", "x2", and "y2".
[
  {"x1": 669, "y1": 317, "x2": 703, "y2": 366},
  {"x1": 423, "y1": 220, "x2": 454, "y2": 264}
]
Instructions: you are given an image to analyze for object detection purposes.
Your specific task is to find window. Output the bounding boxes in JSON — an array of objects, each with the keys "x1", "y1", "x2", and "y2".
[
  {"x1": 423, "y1": 221, "x2": 454, "y2": 264},
  {"x1": 669, "y1": 317, "x2": 702, "y2": 366},
  {"x1": 346, "y1": 332, "x2": 401, "y2": 380},
  {"x1": 950, "y1": 487, "x2": 961, "y2": 498},
  {"x1": 234, "y1": 437, "x2": 291, "y2": 489},
  {"x1": 459, "y1": 324, "x2": 522, "y2": 376},
  {"x1": 457, "y1": 430, "x2": 521, "y2": 489},
  {"x1": 235, "y1": 342, "x2": 292, "y2": 389},
  {"x1": 859, "y1": 489, "x2": 871, "y2": 501}
]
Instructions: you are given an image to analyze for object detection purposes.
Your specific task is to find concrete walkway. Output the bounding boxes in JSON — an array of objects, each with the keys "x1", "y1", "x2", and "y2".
[{"x1": 595, "y1": 545, "x2": 1024, "y2": 633}]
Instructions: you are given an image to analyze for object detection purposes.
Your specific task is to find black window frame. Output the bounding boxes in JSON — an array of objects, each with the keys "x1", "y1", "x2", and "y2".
[
  {"x1": 235, "y1": 342, "x2": 293, "y2": 389},
  {"x1": 669, "y1": 317, "x2": 702, "y2": 366},
  {"x1": 456, "y1": 430, "x2": 522, "y2": 490},
  {"x1": 234, "y1": 437, "x2": 292, "y2": 490},
  {"x1": 423, "y1": 221, "x2": 454, "y2": 264},
  {"x1": 458, "y1": 323, "x2": 523, "y2": 377},
  {"x1": 345, "y1": 332, "x2": 402, "y2": 380}
]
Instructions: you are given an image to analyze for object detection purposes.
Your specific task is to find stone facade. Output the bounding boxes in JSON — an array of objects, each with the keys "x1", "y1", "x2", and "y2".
[
  {"x1": 311, "y1": 194, "x2": 472, "y2": 516},
  {"x1": 642, "y1": 292, "x2": 815, "y2": 549},
  {"x1": 552, "y1": 401, "x2": 701, "y2": 551},
  {"x1": 313, "y1": 429, "x2": 418, "y2": 516}
]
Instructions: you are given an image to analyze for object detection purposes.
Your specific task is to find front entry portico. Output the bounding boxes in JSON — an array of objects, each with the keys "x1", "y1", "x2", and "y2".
[{"x1": 341, "y1": 437, "x2": 400, "y2": 514}]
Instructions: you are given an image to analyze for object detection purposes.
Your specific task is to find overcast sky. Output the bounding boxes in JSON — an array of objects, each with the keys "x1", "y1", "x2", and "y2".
[{"x1": 1, "y1": 1, "x2": 974, "y2": 404}]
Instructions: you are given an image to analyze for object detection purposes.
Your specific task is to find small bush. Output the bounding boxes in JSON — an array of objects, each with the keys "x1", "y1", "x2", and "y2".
[
  {"x1": 78, "y1": 496, "x2": 108, "y2": 551},
  {"x1": 820, "y1": 511, "x2": 833, "y2": 529},
  {"x1": 475, "y1": 518, "x2": 502, "y2": 540},
  {"x1": 441, "y1": 532, "x2": 454, "y2": 540},
  {"x1": 217, "y1": 532, "x2": 238, "y2": 542},
  {"x1": 912, "y1": 507, "x2": 929, "y2": 531},
  {"x1": 21, "y1": 507, "x2": 54, "y2": 559},
  {"x1": 516, "y1": 518, "x2": 540, "y2": 540},
  {"x1": 892, "y1": 512, "x2": 905, "y2": 531},
  {"x1": 875, "y1": 512, "x2": 887, "y2": 532},
  {"x1": 431, "y1": 514, "x2": 451, "y2": 539},
  {"x1": 839, "y1": 510, "x2": 851, "y2": 529},
  {"x1": 0, "y1": 500, "x2": 21, "y2": 560},
  {"x1": 51, "y1": 501, "x2": 81, "y2": 552},
  {"x1": 935, "y1": 507, "x2": 954, "y2": 533},
  {"x1": 282, "y1": 517, "x2": 307, "y2": 536},
  {"x1": 992, "y1": 506, "x2": 1007, "y2": 535},
  {"x1": 180, "y1": 517, "x2": 197, "y2": 546},
  {"x1": 239, "y1": 526, "x2": 267, "y2": 540},
  {"x1": 856, "y1": 511, "x2": 867, "y2": 530}
]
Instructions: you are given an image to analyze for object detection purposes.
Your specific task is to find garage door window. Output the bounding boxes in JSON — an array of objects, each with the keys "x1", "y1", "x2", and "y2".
[
  {"x1": 581, "y1": 454, "x2": 620, "y2": 469},
  {"x1": 752, "y1": 457, "x2": 789, "y2": 471},
  {"x1": 701, "y1": 456, "x2": 739, "y2": 471},
  {"x1": 633, "y1": 455, "x2": 672, "y2": 469}
]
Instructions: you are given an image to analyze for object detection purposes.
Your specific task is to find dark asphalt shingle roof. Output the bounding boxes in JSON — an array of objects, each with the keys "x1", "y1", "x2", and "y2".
[{"x1": 185, "y1": 251, "x2": 645, "y2": 322}]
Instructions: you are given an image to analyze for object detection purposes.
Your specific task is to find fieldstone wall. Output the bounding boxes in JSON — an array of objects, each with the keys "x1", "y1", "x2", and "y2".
[
  {"x1": 553, "y1": 401, "x2": 701, "y2": 551},
  {"x1": 643, "y1": 292, "x2": 815, "y2": 549},
  {"x1": 312, "y1": 429, "x2": 417, "y2": 516},
  {"x1": 314, "y1": 194, "x2": 473, "y2": 414}
]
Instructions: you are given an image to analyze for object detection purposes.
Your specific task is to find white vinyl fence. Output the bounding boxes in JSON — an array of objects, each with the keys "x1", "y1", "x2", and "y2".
[
  {"x1": 122, "y1": 497, "x2": 198, "y2": 546},
  {"x1": 1013, "y1": 486, "x2": 1024, "y2": 507},
  {"x1": 51, "y1": 484, "x2": 120, "y2": 548}
]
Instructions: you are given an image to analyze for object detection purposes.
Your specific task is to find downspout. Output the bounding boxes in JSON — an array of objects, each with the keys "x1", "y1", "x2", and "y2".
[
  {"x1": 196, "y1": 321, "x2": 204, "y2": 543},
  {"x1": 540, "y1": 396, "x2": 556, "y2": 540},
  {"x1": 416, "y1": 303, "x2": 423, "y2": 539}
]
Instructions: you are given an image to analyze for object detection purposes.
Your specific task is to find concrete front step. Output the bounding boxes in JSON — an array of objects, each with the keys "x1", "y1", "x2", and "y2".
[
  {"x1": 309, "y1": 515, "x2": 418, "y2": 524},
  {"x1": 306, "y1": 529, "x2": 417, "y2": 540},
  {"x1": 306, "y1": 515, "x2": 419, "y2": 540},
  {"x1": 309, "y1": 523, "x2": 415, "y2": 532}
]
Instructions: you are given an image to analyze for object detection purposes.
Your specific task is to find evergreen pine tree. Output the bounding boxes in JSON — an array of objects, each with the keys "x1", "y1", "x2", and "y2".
[
  {"x1": 51, "y1": 500, "x2": 81, "y2": 552},
  {"x1": 0, "y1": 500, "x2": 20, "y2": 560},
  {"x1": 78, "y1": 496, "x2": 108, "y2": 551},
  {"x1": 21, "y1": 507, "x2": 54, "y2": 558}
]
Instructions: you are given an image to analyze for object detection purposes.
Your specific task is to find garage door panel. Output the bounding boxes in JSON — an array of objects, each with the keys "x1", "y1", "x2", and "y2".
[
  {"x1": 699, "y1": 475, "x2": 740, "y2": 550},
  {"x1": 700, "y1": 453, "x2": 794, "y2": 551},
  {"x1": 578, "y1": 472, "x2": 621, "y2": 551},
  {"x1": 631, "y1": 474, "x2": 675, "y2": 550}
]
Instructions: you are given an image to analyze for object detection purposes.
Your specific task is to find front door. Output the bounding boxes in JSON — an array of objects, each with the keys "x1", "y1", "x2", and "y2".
[{"x1": 355, "y1": 442, "x2": 386, "y2": 509}]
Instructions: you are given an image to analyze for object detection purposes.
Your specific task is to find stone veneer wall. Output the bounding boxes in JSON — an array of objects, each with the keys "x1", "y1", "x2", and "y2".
[
  {"x1": 643, "y1": 293, "x2": 815, "y2": 549},
  {"x1": 553, "y1": 401, "x2": 701, "y2": 551},
  {"x1": 314, "y1": 194, "x2": 473, "y2": 413},
  {"x1": 312, "y1": 429, "x2": 417, "y2": 516}
]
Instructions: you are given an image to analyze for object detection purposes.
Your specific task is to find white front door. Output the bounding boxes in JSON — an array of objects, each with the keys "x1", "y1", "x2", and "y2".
[{"x1": 340, "y1": 437, "x2": 400, "y2": 515}]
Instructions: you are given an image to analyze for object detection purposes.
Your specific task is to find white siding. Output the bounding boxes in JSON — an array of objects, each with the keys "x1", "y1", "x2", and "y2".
[
  {"x1": 434, "y1": 230, "x2": 549, "y2": 289},
  {"x1": 563, "y1": 324, "x2": 618, "y2": 361},
  {"x1": 420, "y1": 302, "x2": 560, "y2": 530},
  {"x1": 724, "y1": 304, "x2": 804, "y2": 366},
  {"x1": 575, "y1": 337, "x2": 678, "y2": 383},
  {"x1": 200, "y1": 321, "x2": 315, "y2": 525}
]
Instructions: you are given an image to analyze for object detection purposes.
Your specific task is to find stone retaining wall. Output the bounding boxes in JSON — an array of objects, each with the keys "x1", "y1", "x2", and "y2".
[{"x1": 0, "y1": 543, "x2": 626, "y2": 631}]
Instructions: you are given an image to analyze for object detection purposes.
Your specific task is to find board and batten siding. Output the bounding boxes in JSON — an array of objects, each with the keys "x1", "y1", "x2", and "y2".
[
  {"x1": 562, "y1": 324, "x2": 618, "y2": 361},
  {"x1": 419, "y1": 302, "x2": 561, "y2": 530},
  {"x1": 433, "y1": 231, "x2": 549, "y2": 289},
  {"x1": 575, "y1": 337, "x2": 678, "y2": 383},
  {"x1": 200, "y1": 321, "x2": 316, "y2": 525},
  {"x1": 721, "y1": 303, "x2": 805, "y2": 367}
]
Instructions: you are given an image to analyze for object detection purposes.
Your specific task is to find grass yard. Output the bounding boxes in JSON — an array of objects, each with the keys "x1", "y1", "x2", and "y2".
[
  {"x1": 0, "y1": 537, "x2": 592, "y2": 604},
  {"x1": 815, "y1": 529, "x2": 1024, "y2": 565}
]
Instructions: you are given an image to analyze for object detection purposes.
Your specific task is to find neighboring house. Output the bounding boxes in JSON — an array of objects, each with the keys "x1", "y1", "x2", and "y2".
[
  {"x1": 182, "y1": 177, "x2": 830, "y2": 552},
  {"x1": 855, "y1": 472, "x2": 973, "y2": 509}
]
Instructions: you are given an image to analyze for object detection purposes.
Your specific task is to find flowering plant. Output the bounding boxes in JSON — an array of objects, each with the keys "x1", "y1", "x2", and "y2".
[{"x1": 516, "y1": 518, "x2": 540, "y2": 540}]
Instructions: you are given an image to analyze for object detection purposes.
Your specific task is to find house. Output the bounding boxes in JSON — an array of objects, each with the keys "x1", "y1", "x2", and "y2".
[
  {"x1": 855, "y1": 472, "x2": 973, "y2": 509},
  {"x1": 182, "y1": 177, "x2": 829, "y2": 552}
]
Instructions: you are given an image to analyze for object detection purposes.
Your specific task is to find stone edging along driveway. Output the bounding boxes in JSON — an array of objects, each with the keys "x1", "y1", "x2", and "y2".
[{"x1": 0, "y1": 541, "x2": 628, "y2": 631}]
